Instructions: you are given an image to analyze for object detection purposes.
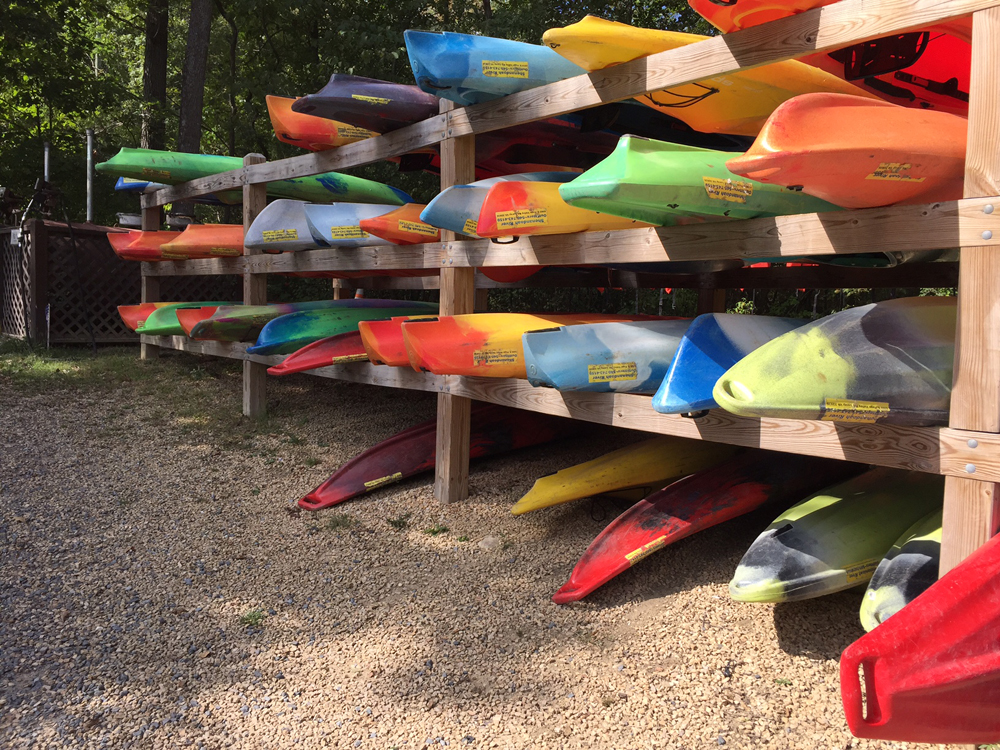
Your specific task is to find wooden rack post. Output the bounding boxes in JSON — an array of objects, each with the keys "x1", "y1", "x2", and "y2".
[
  {"x1": 140, "y1": 206, "x2": 160, "y2": 360},
  {"x1": 242, "y1": 154, "x2": 268, "y2": 418}
]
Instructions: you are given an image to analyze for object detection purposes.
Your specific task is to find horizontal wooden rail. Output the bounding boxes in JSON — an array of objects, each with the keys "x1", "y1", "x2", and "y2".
[
  {"x1": 144, "y1": 334, "x2": 1000, "y2": 482},
  {"x1": 141, "y1": 0, "x2": 997, "y2": 207},
  {"x1": 141, "y1": 196, "x2": 1000, "y2": 276}
]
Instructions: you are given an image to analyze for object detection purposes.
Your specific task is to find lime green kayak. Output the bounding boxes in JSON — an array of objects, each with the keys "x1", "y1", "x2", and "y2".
[
  {"x1": 558, "y1": 135, "x2": 841, "y2": 225},
  {"x1": 96, "y1": 148, "x2": 411, "y2": 205},
  {"x1": 137, "y1": 302, "x2": 236, "y2": 336},
  {"x1": 729, "y1": 468, "x2": 943, "y2": 603}
]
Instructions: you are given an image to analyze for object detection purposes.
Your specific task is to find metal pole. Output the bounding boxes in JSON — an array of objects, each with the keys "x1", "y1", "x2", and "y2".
[
  {"x1": 43, "y1": 141, "x2": 51, "y2": 181},
  {"x1": 86, "y1": 129, "x2": 94, "y2": 222}
]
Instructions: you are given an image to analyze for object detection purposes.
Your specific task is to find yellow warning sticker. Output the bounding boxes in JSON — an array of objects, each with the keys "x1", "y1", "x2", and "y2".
[
  {"x1": 330, "y1": 225, "x2": 368, "y2": 240},
  {"x1": 339, "y1": 125, "x2": 374, "y2": 139},
  {"x1": 844, "y1": 558, "x2": 881, "y2": 583},
  {"x1": 865, "y1": 162, "x2": 927, "y2": 183},
  {"x1": 482, "y1": 60, "x2": 529, "y2": 78},
  {"x1": 495, "y1": 208, "x2": 547, "y2": 230},
  {"x1": 364, "y1": 472, "x2": 403, "y2": 490},
  {"x1": 821, "y1": 398, "x2": 890, "y2": 424},
  {"x1": 261, "y1": 228, "x2": 299, "y2": 243},
  {"x1": 625, "y1": 536, "x2": 667, "y2": 566},
  {"x1": 331, "y1": 353, "x2": 371, "y2": 364},
  {"x1": 399, "y1": 219, "x2": 438, "y2": 237},
  {"x1": 141, "y1": 167, "x2": 171, "y2": 180},
  {"x1": 352, "y1": 94, "x2": 391, "y2": 105},
  {"x1": 588, "y1": 362, "x2": 638, "y2": 383},
  {"x1": 472, "y1": 348, "x2": 519, "y2": 366},
  {"x1": 703, "y1": 176, "x2": 754, "y2": 203},
  {"x1": 120, "y1": 177, "x2": 145, "y2": 184},
  {"x1": 462, "y1": 219, "x2": 480, "y2": 236}
]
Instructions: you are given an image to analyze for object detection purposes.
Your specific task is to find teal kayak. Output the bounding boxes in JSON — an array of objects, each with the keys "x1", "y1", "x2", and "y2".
[
  {"x1": 137, "y1": 301, "x2": 237, "y2": 336},
  {"x1": 96, "y1": 147, "x2": 412, "y2": 205}
]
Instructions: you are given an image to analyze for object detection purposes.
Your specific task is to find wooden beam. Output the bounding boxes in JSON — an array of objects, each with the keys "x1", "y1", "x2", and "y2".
[
  {"x1": 140, "y1": 206, "x2": 161, "y2": 360},
  {"x1": 696, "y1": 285, "x2": 727, "y2": 315},
  {"x1": 942, "y1": 6, "x2": 1000, "y2": 576},
  {"x1": 242, "y1": 153, "x2": 268, "y2": 419},
  {"x1": 26, "y1": 220, "x2": 49, "y2": 346}
]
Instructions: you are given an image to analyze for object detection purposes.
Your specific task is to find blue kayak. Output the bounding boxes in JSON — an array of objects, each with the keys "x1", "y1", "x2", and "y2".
[
  {"x1": 420, "y1": 172, "x2": 576, "y2": 237},
  {"x1": 652, "y1": 313, "x2": 805, "y2": 414},
  {"x1": 405, "y1": 30, "x2": 585, "y2": 107},
  {"x1": 523, "y1": 320, "x2": 693, "y2": 394},
  {"x1": 114, "y1": 176, "x2": 224, "y2": 205},
  {"x1": 302, "y1": 203, "x2": 404, "y2": 248}
]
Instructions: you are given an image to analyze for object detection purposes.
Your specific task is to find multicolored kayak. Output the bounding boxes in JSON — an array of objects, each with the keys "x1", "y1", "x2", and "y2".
[
  {"x1": 559, "y1": 135, "x2": 841, "y2": 226},
  {"x1": 291, "y1": 74, "x2": 440, "y2": 133},
  {"x1": 522, "y1": 319, "x2": 692, "y2": 394},
  {"x1": 729, "y1": 468, "x2": 943, "y2": 603},
  {"x1": 511, "y1": 436, "x2": 738, "y2": 515},
  {"x1": 476, "y1": 180, "x2": 653, "y2": 238},
  {"x1": 191, "y1": 299, "x2": 437, "y2": 342},
  {"x1": 840, "y1": 531, "x2": 1000, "y2": 744},
  {"x1": 713, "y1": 297, "x2": 956, "y2": 426},
  {"x1": 301, "y1": 203, "x2": 401, "y2": 247},
  {"x1": 118, "y1": 302, "x2": 173, "y2": 331},
  {"x1": 726, "y1": 94, "x2": 967, "y2": 208},
  {"x1": 358, "y1": 203, "x2": 441, "y2": 245},
  {"x1": 405, "y1": 30, "x2": 585, "y2": 106},
  {"x1": 542, "y1": 15, "x2": 877, "y2": 136},
  {"x1": 267, "y1": 332, "x2": 369, "y2": 376},
  {"x1": 860, "y1": 509, "x2": 942, "y2": 632},
  {"x1": 358, "y1": 316, "x2": 437, "y2": 366},
  {"x1": 652, "y1": 313, "x2": 806, "y2": 414},
  {"x1": 108, "y1": 230, "x2": 189, "y2": 261},
  {"x1": 177, "y1": 306, "x2": 221, "y2": 336},
  {"x1": 552, "y1": 451, "x2": 865, "y2": 603},
  {"x1": 298, "y1": 404, "x2": 576, "y2": 510},
  {"x1": 96, "y1": 147, "x2": 411, "y2": 205},
  {"x1": 137, "y1": 302, "x2": 237, "y2": 336},
  {"x1": 245, "y1": 200, "x2": 325, "y2": 253},
  {"x1": 249, "y1": 305, "x2": 440, "y2": 356},
  {"x1": 160, "y1": 224, "x2": 245, "y2": 258},
  {"x1": 266, "y1": 94, "x2": 377, "y2": 151},
  {"x1": 402, "y1": 313, "x2": 648, "y2": 378}
]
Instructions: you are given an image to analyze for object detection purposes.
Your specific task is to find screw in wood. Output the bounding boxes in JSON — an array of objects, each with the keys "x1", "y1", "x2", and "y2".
[
  {"x1": 984, "y1": 230, "x2": 994, "y2": 240},
  {"x1": 966, "y1": 463, "x2": 977, "y2": 474},
  {"x1": 984, "y1": 205, "x2": 994, "y2": 214},
  {"x1": 969, "y1": 439, "x2": 979, "y2": 449}
]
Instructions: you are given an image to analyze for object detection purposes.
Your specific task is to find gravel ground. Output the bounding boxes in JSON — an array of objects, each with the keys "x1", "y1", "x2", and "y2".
[{"x1": 0, "y1": 347, "x2": 961, "y2": 749}]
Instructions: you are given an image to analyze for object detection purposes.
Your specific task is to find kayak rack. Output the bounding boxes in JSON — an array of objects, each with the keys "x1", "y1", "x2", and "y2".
[{"x1": 138, "y1": 0, "x2": 1000, "y2": 588}]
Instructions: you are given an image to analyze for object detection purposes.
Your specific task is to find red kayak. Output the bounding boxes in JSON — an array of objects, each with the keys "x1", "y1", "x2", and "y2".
[
  {"x1": 298, "y1": 404, "x2": 576, "y2": 510},
  {"x1": 267, "y1": 331, "x2": 369, "y2": 376},
  {"x1": 841, "y1": 532, "x2": 1000, "y2": 744},
  {"x1": 552, "y1": 451, "x2": 866, "y2": 604},
  {"x1": 358, "y1": 315, "x2": 436, "y2": 367},
  {"x1": 177, "y1": 306, "x2": 220, "y2": 336},
  {"x1": 108, "y1": 230, "x2": 190, "y2": 261},
  {"x1": 118, "y1": 302, "x2": 173, "y2": 331}
]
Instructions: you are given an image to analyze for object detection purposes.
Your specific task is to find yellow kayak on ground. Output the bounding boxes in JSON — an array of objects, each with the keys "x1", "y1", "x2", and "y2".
[
  {"x1": 512, "y1": 436, "x2": 738, "y2": 515},
  {"x1": 542, "y1": 16, "x2": 879, "y2": 136}
]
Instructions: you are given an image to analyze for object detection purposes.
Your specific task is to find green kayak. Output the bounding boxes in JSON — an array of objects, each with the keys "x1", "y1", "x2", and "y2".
[
  {"x1": 136, "y1": 302, "x2": 236, "y2": 336},
  {"x1": 96, "y1": 148, "x2": 411, "y2": 205},
  {"x1": 558, "y1": 135, "x2": 840, "y2": 225}
]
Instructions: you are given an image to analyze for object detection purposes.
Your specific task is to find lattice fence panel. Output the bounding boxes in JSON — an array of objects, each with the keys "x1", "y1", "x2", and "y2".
[{"x1": 1, "y1": 227, "x2": 30, "y2": 339}]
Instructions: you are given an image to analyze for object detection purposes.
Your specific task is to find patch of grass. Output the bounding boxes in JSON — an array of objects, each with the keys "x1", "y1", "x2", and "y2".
[
  {"x1": 387, "y1": 513, "x2": 411, "y2": 531},
  {"x1": 286, "y1": 434, "x2": 304, "y2": 445},
  {"x1": 303, "y1": 456, "x2": 320, "y2": 467},
  {"x1": 0, "y1": 342, "x2": 153, "y2": 392},
  {"x1": 423, "y1": 524, "x2": 449, "y2": 536},
  {"x1": 239, "y1": 609, "x2": 266, "y2": 627},
  {"x1": 773, "y1": 677, "x2": 792, "y2": 686},
  {"x1": 457, "y1": 535, "x2": 470, "y2": 542},
  {"x1": 251, "y1": 488, "x2": 261, "y2": 496},
  {"x1": 323, "y1": 514, "x2": 358, "y2": 531}
]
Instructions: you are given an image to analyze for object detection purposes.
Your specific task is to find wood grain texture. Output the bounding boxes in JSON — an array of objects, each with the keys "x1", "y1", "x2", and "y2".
[
  {"x1": 26, "y1": 221, "x2": 48, "y2": 346},
  {"x1": 696, "y1": 286, "x2": 727, "y2": 315},
  {"x1": 941, "y1": 476, "x2": 1000, "y2": 574},
  {"x1": 242, "y1": 153, "x2": 268, "y2": 419}
]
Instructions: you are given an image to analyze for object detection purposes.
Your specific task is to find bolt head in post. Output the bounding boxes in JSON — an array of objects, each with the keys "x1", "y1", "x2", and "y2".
[
  {"x1": 984, "y1": 204, "x2": 995, "y2": 215},
  {"x1": 968, "y1": 439, "x2": 979, "y2": 449},
  {"x1": 983, "y1": 230, "x2": 994, "y2": 241},
  {"x1": 966, "y1": 463, "x2": 977, "y2": 474}
]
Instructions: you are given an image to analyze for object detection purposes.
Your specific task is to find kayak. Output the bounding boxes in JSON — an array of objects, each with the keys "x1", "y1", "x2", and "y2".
[
  {"x1": 358, "y1": 316, "x2": 438, "y2": 366},
  {"x1": 522, "y1": 319, "x2": 692, "y2": 394},
  {"x1": 96, "y1": 147, "x2": 412, "y2": 205},
  {"x1": 402, "y1": 313, "x2": 650, "y2": 378},
  {"x1": 245, "y1": 200, "x2": 326, "y2": 253},
  {"x1": 291, "y1": 74, "x2": 440, "y2": 133},
  {"x1": 713, "y1": 296, "x2": 956, "y2": 426},
  {"x1": 117, "y1": 302, "x2": 173, "y2": 331},
  {"x1": 160, "y1": 224, "x2": 245, "y2": 258},
  {"x1": 559, "y1": 135, "x2": 841, "y2": 226},
  {"x1": 476, "y1": 180, "x2": 654, "y2": 238},
  {"x1": 191, "y1": 299, "x2": 437, "y2": 342},
  {"x1": 652, "y1": 313, "x2": 806, "y2": 414},
  {"x1": 265, "y1": 94, "x2": 377, "y2": 151},
  {"x1": 298, "y1": 404, "x2": 576, "y2": 510},
  {"x1": 729, "y1": 468, "x2": 943, "y2": 603},
  {"x1": 553, "y1": 450, "x2": 865, "y2": 603},
  {"x1": 301, "y1": 203, "x2": 401, "y2": 247},
  {"x1": 267, "y1": 332, "x2": 369, "y2": 376},
  {"x1": 177, "y1": 306, "x2": 221, "y2": 336},
  {"x1": 511, "y1": 436, "x2": 738, "y2": 515},
  {"x1": 358, "y1": 203, "x2": 441, "y2": 245},
  {"x1": 114, "y1": 176, "x2": 224, "y2": 205},
  {"x1": 405, "y1": 30, "x2": 585, "y2": 106},
  {"x1": 137, "y1": 301, "x2": 237, "y2": 336},
  {"x1": 860, "y1": 509, "x2": 942, "y2": 632},
  {"x1": 249, "y1": 305, "x2": 440, "y2": 356},
  {"x1": 840, "y1": 532, "x2": 1000, "y2": 744},
  {"x1": 726, "y1": 93, "x2": 968, "y2": 208},
  {"x1": 542, "y1": 15, "x2": 877, "y2": 136},
  {"x1": 107, "y1": 230, "x2": 190, "y2": 261}
]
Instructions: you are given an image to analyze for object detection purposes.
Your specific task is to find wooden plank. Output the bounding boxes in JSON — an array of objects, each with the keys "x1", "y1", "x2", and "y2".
[
  {"x1": 26, "y1": 220, "x2": 49, "y2": 346},
  {"x1": 140, "y1": 0, "x2": 999, "y2": 204},
  {"x1": 242, "y1": 153, "x2": 268, "y2": 419},
  {"x1": 942, "y1": 6, "x2": 1000, "y2": 574},
  {"x1": 139, "y1": 206, "x2": 161, "y2": 360},
  {"x1": 696, "y1": 286, "x2": 727, "y2": 315}
]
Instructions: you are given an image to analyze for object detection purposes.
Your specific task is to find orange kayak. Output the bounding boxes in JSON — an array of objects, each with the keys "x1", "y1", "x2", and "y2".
[
  {"x1": 726, "y1": 93, "x2": 967, "y2": 209},
  {"x1": 160, "y1": 224, "x2": 245, "y2": 258},
  {"x1": 358, "y1": 203, "x2": 441, "y2": 245},
  {"x1": 358, "y1": 315, "x2": 438, "y2": 366},
  {"x1": 118, "y1": 302, "x2": 173, "y2": 331},
  {"x1": 266, "y1": 95, "x2": 377, "y2": 151},
  {"x1": 177, "y1": 306, "x2": 221, "y2": 336},
  {"x1": 108, "y1": 230, "x2": 194, "y2": 261}
]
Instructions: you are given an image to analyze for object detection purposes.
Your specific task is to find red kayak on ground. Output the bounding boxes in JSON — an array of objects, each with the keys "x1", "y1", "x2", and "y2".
[
  {"x1": 267, "y1": 331, "x2": 369, "y2": 376},
  {"x1": 552, "y1": 451, "x2": 867, "y2": 604},
  {"x1": 298, "y1": 404, "x2": 576, "y2": 510},
  {"x1": 841, "y1": 532, "x2": 1000, "y2": 744}
]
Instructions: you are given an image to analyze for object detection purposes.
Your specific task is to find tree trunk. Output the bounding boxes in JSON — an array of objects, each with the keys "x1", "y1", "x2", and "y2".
[
  {"x1": 214, "y1": 0, "x2": 238, "y2": 156},
  {"x1": 141, "y1": 0, "x2": 168, "y2": 151},
  {"x1": 178, "y1": 0, "x2": 213, "y2": 154}
]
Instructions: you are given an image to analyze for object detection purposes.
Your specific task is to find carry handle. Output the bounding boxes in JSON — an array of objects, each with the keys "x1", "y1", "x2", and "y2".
[{"x1": 841, "y1": 653, "x2": 883, "y2": 729}]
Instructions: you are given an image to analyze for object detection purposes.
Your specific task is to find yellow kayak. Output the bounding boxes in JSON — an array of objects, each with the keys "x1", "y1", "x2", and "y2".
[
  {"x1": 512, "y1": 436, "x2": 738, "y2": 515},
  {"x1": 542, "y1": 16, "x2": 879, "y2": 136}
]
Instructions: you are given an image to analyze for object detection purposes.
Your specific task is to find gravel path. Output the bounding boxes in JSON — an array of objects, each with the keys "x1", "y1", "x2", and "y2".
[{"x1": 0, "y1": 349, "x2": 954, "y2": 749}]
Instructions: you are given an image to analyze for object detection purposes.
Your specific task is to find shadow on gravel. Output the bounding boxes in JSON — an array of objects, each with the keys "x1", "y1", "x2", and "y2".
[{"x1": 772, "y1": 590, "x2": 867, "y2": 659}]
